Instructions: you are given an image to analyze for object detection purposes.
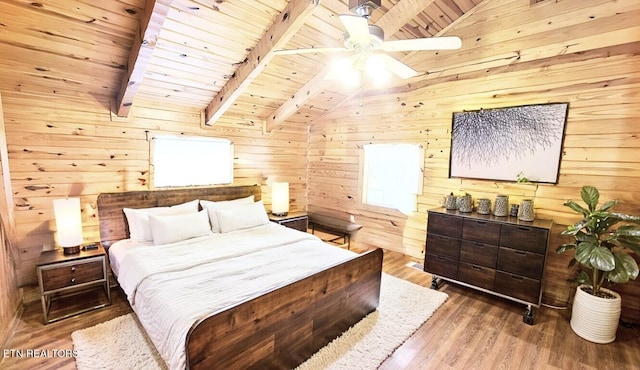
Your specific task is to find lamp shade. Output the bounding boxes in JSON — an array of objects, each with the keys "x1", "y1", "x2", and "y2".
[
  {"x1": 272, "y1": 182, "x2": 289, "y2": 216},
  {"x1": 53, "y1": 198, "x2": 83, "y2": 251}
]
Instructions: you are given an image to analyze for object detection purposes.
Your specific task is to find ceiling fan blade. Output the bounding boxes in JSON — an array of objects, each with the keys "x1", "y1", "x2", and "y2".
[
  {"x1": 339, "y1": 14, "x2": 370, "y2": 42},
  {"x1": 379, "y1": 54, "x2": 419, "y2": 79},
  {"x1": 381, "y1": 36, "x2": 462, "y2": 52},
  {"x1": 273, "y1": 47, "x2": 347, "y2": 55}
]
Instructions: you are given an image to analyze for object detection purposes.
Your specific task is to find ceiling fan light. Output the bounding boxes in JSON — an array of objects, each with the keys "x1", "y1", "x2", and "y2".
[
  {"x1": 365, "y1": 54, "x2": 386, "y2": 77},
  {"x1": 332, "y1": 57, "x2": 360, "y2": 87}
]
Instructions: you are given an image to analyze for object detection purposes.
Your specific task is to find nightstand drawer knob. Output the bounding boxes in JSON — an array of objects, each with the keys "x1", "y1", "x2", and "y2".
[
  {"x1": 71, "y1": 266, "x2": 76, "y2": 272},
  {"x1": 71, "y1": 278, "x2": 76, "y2": 284}
]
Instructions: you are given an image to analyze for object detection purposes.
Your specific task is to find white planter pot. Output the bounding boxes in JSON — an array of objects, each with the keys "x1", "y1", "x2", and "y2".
[{"x1": 570, "y1": 284, "x2": 621, "y2": 344}]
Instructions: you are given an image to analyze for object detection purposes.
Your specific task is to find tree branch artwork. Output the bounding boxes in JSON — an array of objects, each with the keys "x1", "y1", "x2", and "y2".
[{"x1": 449, "y1": 103, "x2": 568, "y2": 183}]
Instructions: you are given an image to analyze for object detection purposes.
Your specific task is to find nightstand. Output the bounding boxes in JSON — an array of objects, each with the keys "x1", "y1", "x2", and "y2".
[
  {"x1": 269, "y1": 212, "x2": 308, "y2": 232},
  {"x1": 36, "y1": 244, "x2": 111, "y2": 324}
]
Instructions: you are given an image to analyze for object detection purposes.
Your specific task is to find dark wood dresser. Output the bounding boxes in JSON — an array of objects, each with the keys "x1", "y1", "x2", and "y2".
[{"x1": 424, "y1": 208, "x2": 552, "y2": 324}]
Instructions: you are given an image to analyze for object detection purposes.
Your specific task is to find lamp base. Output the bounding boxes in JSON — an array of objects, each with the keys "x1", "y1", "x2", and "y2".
[
  {"x1": 272, "y1": 212, "x2": 288, "y2": 217},
  {"x1": 63, "y1": 246, "x2": 81, "y2": 255}
]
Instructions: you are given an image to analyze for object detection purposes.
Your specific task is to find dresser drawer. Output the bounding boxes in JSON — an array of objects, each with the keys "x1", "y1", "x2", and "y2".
[
  {"x1": 494, "y1": 271, "x2": 540, "y2": 304},
  {"x1": 497, "y1": 247, "x2": 545, "y2": 279},
  {"x1": 427, "y1": 212, "x2": 462, "y2": 238},
  {"x1": 460, "y1": 240, "x2": 498, "y2": 268},
  {"x1": 462, "y1": 219, "x2": 501, "y2": 245},
  {"x1": 458, "y1": 262, "x2": 495, "y2": 290},
  {"x1": 424, "y1": 254, "x2": 458, "y2": 280},
  {"x1": 41, "y1": 259, "x2": 104, "y2": 291},
  {"x1": 426, "y1": 233, "x2": 461, "y2": 260},
  {"x1": 500, "y1": 224, "x2": 549, "y2": 254}
]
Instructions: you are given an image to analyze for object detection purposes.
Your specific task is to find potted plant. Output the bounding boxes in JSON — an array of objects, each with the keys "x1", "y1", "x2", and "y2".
[{"x1": 555, "y1": 185, "x2": 640, "y2": 343}]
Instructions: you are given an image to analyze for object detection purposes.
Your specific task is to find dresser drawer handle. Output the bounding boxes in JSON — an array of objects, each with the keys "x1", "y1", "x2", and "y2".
[
  {"x1": 510, "y1": 275, "x2": 524, "y2": 281},
  {"x1": 70, "y1": 278, "x2": 76, "y2": 284},
  {"x1": 474, "y1": 243, "x2": 485, "y2": 248},
  {"x1": 517, "y1": 227, "x2": 531, "y2": 232},
  {"x1": 476, "y1": 221, "x2": 487, "y2": 225},
  {"x1": 472, "y1": 265, "x2": 482, "y2": 270},
  {"x1": 515, "y1": 250, "x2": 527, "y2": 256},
  {"x1": 71, "y1": 266, "x2": 76, "y2": 272}
]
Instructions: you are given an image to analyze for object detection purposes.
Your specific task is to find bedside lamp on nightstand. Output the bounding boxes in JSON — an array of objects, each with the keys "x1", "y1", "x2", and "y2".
[
  {"x1": 272, "y1": 182, "x2": 289, "y2": 216},
  {"x1": 53, "y1": 198, "x2": 83, "y2": 255}
]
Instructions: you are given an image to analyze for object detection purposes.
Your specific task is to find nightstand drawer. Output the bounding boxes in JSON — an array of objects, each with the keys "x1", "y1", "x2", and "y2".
[
  {"x1": 41, "y1": 259, "x2": 104, "y2": 291},
  {"x1": 280, "y1": 217, "x2": 308, "y2": 232},
  {"x1": 269, "y1": 212, "x2": 308, "y2": 232}
]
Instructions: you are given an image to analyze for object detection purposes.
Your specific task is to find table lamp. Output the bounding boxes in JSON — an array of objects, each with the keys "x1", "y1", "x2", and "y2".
[{"x1": 53, "y1": 198, "x2": 83, "y2": 255}]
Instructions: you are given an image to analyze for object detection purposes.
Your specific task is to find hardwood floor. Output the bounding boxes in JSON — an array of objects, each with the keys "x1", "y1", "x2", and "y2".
[{"x1": 2, "y1": 246, "x2": 639, "y2": 370}]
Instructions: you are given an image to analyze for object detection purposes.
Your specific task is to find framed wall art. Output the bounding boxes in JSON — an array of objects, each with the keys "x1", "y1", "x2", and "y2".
[{"x1": 449, "y1": 102, "x2": 568, "y2": 183}]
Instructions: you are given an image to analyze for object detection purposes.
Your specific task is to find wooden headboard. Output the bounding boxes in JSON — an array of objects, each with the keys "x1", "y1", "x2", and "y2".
[{"x1": 97, "y1": 185, "x2": 261, "y2": 247}]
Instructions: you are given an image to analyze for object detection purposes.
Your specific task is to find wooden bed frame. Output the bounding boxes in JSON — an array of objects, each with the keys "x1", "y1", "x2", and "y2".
[{"x1": 96, "y1": 185, "x2": 383, "y2": 369}]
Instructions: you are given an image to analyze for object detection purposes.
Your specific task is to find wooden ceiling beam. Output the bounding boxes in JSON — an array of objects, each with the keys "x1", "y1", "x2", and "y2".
[
  {"x1": 203, "y1": 0, "x2": 320, "y2": 127},
  {"x1": 114, "y1": 0, "x2": 173, "y2": 117},
  {"x1": 264, "y1": 0, "x2": 436, "y2": 131}
]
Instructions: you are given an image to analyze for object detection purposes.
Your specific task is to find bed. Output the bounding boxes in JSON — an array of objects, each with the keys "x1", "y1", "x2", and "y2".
[{"x1": 97, "y1": 185, "x2": 383, "y2": 370}]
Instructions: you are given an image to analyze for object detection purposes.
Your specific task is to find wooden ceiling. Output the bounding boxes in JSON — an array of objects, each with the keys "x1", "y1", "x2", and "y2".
[{"x1": 0, "y1": 0, "x2": 483, "y2": 128}]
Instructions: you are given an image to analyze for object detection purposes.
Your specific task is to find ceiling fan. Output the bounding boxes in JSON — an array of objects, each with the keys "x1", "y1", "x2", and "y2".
[{"x1": 273, "y1": 0, "x2": 462, "y2": 79}]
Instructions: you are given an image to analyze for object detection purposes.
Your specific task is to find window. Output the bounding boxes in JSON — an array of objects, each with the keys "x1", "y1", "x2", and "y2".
[
  {"x1": 362, "y1": 144, "x2": 423, "y2": 214},
  {"x1": 151, "y1": 136, "x2": 233, "y2": 187}
]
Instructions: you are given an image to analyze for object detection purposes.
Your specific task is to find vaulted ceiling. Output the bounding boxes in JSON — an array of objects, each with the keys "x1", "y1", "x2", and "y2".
[{"x1": 0, "y1": 0, "x2": 483, "y2": 129}]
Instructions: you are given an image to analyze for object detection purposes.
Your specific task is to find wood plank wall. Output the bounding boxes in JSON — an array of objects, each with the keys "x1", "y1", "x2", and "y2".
[
  {"x1": 1, "y1": 93, "x2": 309, "y2": 287},
  {"x1": 0, "y1": 91, "x2": 22, "y2": 348},
  {"x1": 308, "y1": 0, "x2": 640, "y2": 322}
]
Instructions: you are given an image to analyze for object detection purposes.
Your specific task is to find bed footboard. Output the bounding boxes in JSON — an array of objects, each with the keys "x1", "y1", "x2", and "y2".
[{"x1": 185, "y1": 248, "x2": 384, "y2": 370}]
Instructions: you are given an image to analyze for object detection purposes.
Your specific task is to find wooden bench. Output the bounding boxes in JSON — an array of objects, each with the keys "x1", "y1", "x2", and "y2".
[{"x1": 308, "y1": 214, "x2": 363, "y2": 249}]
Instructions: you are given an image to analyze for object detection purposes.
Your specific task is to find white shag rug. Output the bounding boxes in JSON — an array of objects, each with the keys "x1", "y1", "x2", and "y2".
[{"x1": 72, "y1": 273, "x2": 448, "y2": 370}]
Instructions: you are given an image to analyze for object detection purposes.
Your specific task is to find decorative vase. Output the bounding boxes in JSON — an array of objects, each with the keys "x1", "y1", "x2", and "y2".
[
  {"x1": 570, "y1": 285, "x2": 621, "y2": 344},
  {"x1": 456, "y1": 194, "x2": 472, "y2": 213},
  {"x1": 444, "y1": 193, "x2": 457, "y2": 210},
  {"x1": 519, "y1": 199, "x2": 535, "y2": 221},
  {"x1": 477, "y1": 198, "x2": 491, "y2": 215},
  {"x1": 493, "y1": 195, "x2": 508, "y2": 216}
]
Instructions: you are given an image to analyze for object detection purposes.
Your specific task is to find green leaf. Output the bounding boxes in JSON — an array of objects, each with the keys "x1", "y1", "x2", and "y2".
[
  {"x1": 580, "y1": 186, "x2": 600, "y2": 211},
  {"x1": 616, "y1": 235, "x2": 640, "y2": 256},
  {"x1": 589, "y1": 246, "x2": 616, "y2": 272},
  {"x1": 574, "y1": 241, "x2": 597, "y2": 266},
  {"x1": 555, "y1": 243, "x2": 576, "y2": 254},
  {"x1": 564, "y1": 200, "x2": 589, "y2": 217},
  {"x1": 617, "y1": 252, "x2": 639, "y2": 280},
  {"x1": 599, "y1": 200, "x2": 618, "y2": 212},
  {"x1": 611, "y1": 213, "x2": 640, "y2": 224},
  {"x1": 574, "y1": 270, "x2": 592, "y2": 286},
  {"x1": 607, "y1": 253, "x2": 639, "y2": 283}
]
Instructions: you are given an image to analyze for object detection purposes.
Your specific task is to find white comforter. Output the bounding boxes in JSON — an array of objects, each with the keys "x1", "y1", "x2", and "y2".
[{"x1": 111, "y1": 223, "x2": 356, "y2": 370}]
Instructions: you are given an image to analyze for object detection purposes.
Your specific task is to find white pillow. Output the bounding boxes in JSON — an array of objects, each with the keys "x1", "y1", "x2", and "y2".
[
  {"x1": 200, "y1": 195, "x2": 255, "y2": 232},
  {"x1": 148, "y1": 209, "x2": 212, "y2": 245},
  {"x1": 216, "y1": 201, "x2": 269, "y2": 233},
  {"x1": 123, "y1": 199, "x2": 199, "y2": 241}
]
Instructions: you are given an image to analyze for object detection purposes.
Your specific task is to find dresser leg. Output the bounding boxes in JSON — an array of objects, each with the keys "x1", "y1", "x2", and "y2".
[
  {"x1": 430, "y1": 276, "x2": 442, "y2": 290},
  {"x1": 523, "y1": 305, "x2": 535, "y2": 325}
]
